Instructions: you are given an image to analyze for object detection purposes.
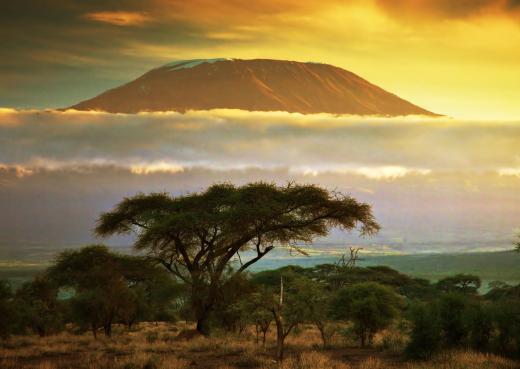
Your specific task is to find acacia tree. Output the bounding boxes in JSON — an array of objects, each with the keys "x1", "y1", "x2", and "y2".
[
  {"x1": 96, "y1": 182, "x2": 379, "y2": 334},
  {"x1": 435, "y1": 274, "x2": 481, "y2": 295}
]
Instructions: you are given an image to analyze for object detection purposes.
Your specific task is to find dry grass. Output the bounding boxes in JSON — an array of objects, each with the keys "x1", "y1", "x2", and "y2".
[{"x1": 0, "y1": 323, "x2": 517, "y2": 369}]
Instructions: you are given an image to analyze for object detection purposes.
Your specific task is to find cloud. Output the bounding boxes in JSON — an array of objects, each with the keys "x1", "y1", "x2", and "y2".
[
  {"x1": 0, "y1": 109, "x2": 518, "y2": 254},
  {"x1": 1, "y1": 109, "x2": 519, "y2": 177},
  {"x1": 83, "y1": 11, "x2": 152, "y2": 26},
  {"x1": 375, "y1": 0, "x2": 520, "y2": 19}
]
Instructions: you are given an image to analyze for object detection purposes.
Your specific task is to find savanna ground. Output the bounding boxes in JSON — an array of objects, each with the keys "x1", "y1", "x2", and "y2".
[{"x1": 0, "y1": 322, "x2": 517, "y2": 369}]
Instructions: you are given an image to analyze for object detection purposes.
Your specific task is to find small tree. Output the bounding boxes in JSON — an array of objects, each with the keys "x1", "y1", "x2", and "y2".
[
  {"x1": 95, "y1": 182, "x2": 379, "y2": 334},
  {"x1": 250, "y1": 291, "x2": 272, "y2": 347},
  {"x1": 270, "y1": 275, "x2": 309, "y2": 362},
  {"x1": 297, "y1": 278, "x2": 338, "y2": 348},
  {"x1": 332, "y1": 282, "x2": 400, "y2": 347}
]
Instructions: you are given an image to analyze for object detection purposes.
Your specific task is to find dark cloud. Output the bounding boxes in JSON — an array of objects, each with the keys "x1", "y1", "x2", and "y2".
[{"x1": 375, "y1": 0, "x2": 520, "y2": 19}]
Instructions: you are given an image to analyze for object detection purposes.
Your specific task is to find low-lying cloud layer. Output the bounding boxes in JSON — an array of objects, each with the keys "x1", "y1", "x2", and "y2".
[
  {"x1": 0, "y1": 109, "x2": 519, "y2": 255},
  {"x1": 1, "y1": 109, "x2": 519, "y2": 175}
]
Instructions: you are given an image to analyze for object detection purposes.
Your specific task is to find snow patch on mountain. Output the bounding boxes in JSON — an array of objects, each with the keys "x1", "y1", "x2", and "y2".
[{"x1": 163, "y1": 58, "x2": 232, "y2": 71}]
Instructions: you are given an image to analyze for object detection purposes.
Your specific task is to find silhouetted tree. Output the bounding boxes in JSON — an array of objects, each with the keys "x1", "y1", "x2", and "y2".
[{"x1": 95, "y1": 182, "x2": 379, "y2": 334}]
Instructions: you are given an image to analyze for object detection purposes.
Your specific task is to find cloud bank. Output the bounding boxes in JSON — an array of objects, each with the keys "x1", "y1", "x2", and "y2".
[
  {"x1": 0, "y1": 109, "x2": 519, "y2": 256},
  {"x1": 1, "y1": 109, "x2": 519, "y2": 176}
]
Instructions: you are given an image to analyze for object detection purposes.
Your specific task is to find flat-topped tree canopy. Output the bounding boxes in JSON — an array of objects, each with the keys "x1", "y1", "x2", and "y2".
[{"x1": 95, "y1": 182, "x2": 379, "y2": 334}]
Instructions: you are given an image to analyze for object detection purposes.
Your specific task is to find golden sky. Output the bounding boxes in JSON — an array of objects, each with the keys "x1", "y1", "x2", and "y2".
[{"x1": 1, "y1": 0, "x2": 520, "y2": 118}]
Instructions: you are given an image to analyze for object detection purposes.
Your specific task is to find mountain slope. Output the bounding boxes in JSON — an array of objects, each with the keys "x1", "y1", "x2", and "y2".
[{"x1": 70, "y1": 58, "x2": 438, "y2": 116}]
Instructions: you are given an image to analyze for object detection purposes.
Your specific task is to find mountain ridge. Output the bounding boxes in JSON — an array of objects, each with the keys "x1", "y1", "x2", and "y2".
[{"x1": 70, "y1": 58, "x2": 439, "y2": 116}]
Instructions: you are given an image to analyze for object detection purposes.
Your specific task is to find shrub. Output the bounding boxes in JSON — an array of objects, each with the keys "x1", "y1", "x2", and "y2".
[
  {"x1": 405, "y1": 302, "x2": 442, "y2": 359},
  {"x1": 438, "y1": 293, "x2": 470, "y2": 347}
]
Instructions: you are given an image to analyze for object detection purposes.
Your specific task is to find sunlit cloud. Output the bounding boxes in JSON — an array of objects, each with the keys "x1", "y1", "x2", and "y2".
[
  {"x1": 130, "y1": 161, "x2": 185, "y2": 175},
  {"x1": 498, "y1": 167, "x2": 520, "y2": 177},
  {"x1": 82, "y1": 11, "x2": 152, "y2": 26},
  {"x1": 0, "y1": 164, "x2": 33, "y2": 178},
  {"x1": 0, "y1": 109, "x2": 519, "y2": 177},
  {"x1": 290, "y1": 165, "x2": 431, "y2": 180}
]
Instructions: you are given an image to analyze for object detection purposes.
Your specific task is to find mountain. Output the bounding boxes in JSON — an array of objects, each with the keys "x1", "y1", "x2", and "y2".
[{"x1": 70, "y1": 58, "x2": 438, "y2": 116}]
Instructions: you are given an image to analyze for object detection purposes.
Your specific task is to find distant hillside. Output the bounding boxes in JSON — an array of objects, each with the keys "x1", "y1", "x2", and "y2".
[
  {"x1": 2, "y1": 249, "x2": 518, "y2": 291},
  {"x1": 250, "y1": 251, "x2": 520, "y2": 290},
  {"x1": 70, "y1": 58, "x2": 438, "y2": 116}
]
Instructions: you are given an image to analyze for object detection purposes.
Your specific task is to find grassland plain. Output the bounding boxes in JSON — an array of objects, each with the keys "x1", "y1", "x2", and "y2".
[{"x1": 0, "y1": 322, "x2": 518, "y2": 369}]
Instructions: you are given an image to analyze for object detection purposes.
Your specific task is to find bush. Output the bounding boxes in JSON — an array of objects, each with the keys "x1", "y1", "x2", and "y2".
[
  {"x1": 438, "y1": 293, "x2": 470, "y2": 347},
  {"x1": 405, "y1": 302, "x2": 442, "y2": 359},
  {"x1": 493, "y1": 299, "x2": 520, "y2": 357},
  {"x1": 467, "y1": 302, "x2": 493, "y2": 352}
]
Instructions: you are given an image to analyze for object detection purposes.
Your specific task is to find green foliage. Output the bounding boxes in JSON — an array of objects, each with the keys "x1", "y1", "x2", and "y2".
[
  {"x1": 332, "y1": 282, "x2": 400, "y2": 347},
  {"x1": 438, "y1": 293, "x2": 471, "y2": 346},
  {"x1": 406, "y1": 302, "x2": 442, "y2": 359},
  {"x1": 493, "y1": 299, "x2": 520, "y2": 357},
  {"x1": 48, "y1": 245, "x2": 180, "y2": 337},
  {"x1": 466, "y1": 302, "x2": 493, "y2": 352},
  {"x1": 14, "y1": 276, "x2": 64, "y2": 336},
  {"x1": 292, "y1": 277, "x2": 338, "y2": 348},
  {"x1": 212, "y1": 271, "x2": 256, "y2": 333}
]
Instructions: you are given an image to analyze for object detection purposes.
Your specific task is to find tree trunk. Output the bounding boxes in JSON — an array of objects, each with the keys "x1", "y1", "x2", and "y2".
[
  {"x1": 319, "y1": 327, "x2": 327, "y2": 349},
  {"x1": 274, "y1": 313, "x2": 285, "y2": 362},
  {"x1": 192, "y1": 278, "x2": 216, "y2": 335},
  {"x1": 276, "y1": 332, "x2": 285, "y2": 362},
  {"x1": 103, "y1": 321, "x2": 112, "y2": 337},
  {"x1": 196, "y1": 314, "x2": 211, "y2": 335}
]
